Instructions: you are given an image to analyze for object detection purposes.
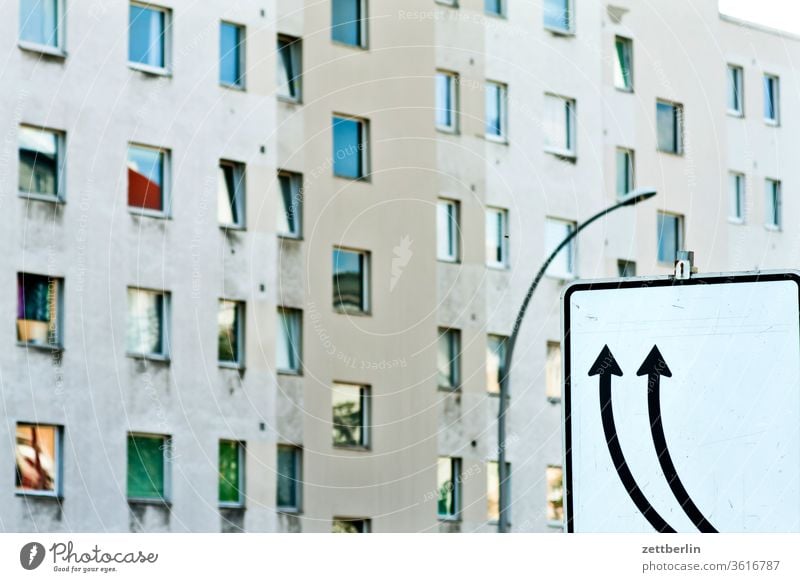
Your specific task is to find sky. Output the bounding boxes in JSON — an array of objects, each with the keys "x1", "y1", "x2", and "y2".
[{"x1": 719, "y1": 0, "x2": 800, "y2": 35}]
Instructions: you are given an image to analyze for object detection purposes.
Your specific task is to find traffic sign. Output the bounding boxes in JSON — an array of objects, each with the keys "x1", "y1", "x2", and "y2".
[{"x1": 562, "y1": 271, "x2": 800, "y2": 532}]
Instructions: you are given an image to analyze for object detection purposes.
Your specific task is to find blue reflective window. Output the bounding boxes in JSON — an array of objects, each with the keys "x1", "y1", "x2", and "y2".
[
  {"x1": 19, "y1": 0, "x2": 60, "y2": 48},
  {"x1": 332, "y1": 0, "x2": 364, "y2": 47},
  {"x1": 129, "y1": 4, "x2": 166, "y2": 69},
  {"x1": 220, "y1": 22, "x2": 244, "y2": 87},
  {"x1": 333, "y1": 116, "x2": 366, "y2": 179}
]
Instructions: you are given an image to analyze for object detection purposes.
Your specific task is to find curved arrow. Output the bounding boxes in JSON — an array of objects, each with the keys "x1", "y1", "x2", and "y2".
[
  {"x1": 638, "y1": 345, "x2": 718, "y2": 533},
  {"x1": 589, "y1": 345, "x2": 676, "y2": 533}
]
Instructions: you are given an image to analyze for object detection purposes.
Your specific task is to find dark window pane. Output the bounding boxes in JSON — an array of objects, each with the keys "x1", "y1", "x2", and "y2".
[
  {"x1": 277, "y1": 37, "x2": 300, "y2": 99},
  {"x1": 333, "y1": 117, "x2": 364, "y2": 178},
  {"x1": 332, "y1": 249, "x2": 365, "y2": 312},
  {"x1": 127, "y1": 435, "x2": 166, "y2": 499},
  {"x1": 657, "y1": 213, "x2": 680, "y2": 263},
  {"x1": 656, "y1": 102, "x2": 679, "y2": 153},
  {"x1": 218, "y1": 300, "x2": 240, "y2": 364},
  {"x1": 332, "y1": 0, "x2": 362, "y2": 46},
  {"x1": 220, "y1": 23, "x2": 243, "y2": 86},
  {"x1": 17, "y1": 273, "x2": 58, "y2": 346},
  {"x1": 218, "y1": 440, "x2": 242, "y2": 504},
  {"x1": 129, "y1": 5, "x2": 165, "y2": 68},
  {"x1": 277, "y1": 446, "x2": 299, "y2": 508},
  {"x1": 218, "y1": 163, "x2": 243, "y2": 225},
  {"x1": 278, "y1": 173, "x2": 301, "y2": 236}
]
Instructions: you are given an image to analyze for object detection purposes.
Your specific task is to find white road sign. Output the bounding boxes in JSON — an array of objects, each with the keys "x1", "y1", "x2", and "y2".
[{"x1": 562, "y1": 271, "x2": 800, "y2": 533}]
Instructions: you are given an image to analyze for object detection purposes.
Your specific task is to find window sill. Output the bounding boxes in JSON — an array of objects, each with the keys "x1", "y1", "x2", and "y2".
[
  {"x1": 333, "y1": 444, "x2": 371, "y2": 452},
  {"x1": 333, "y1": 308, "x2": 372, "y2": 317},
  {"x1": 545, "y1": 273, "x2": 576, "y2": 283},
  {"x1": 436, "y1": 126, "x2": 460, "y2": 135},
  {"x1": 129, "y1": 208, "x2": 171, "y2": 220},
  {"x1": 547, "y1": 521, "x2": 565, "y2": 529},
  {"x1": 484, "y1": 12, "x2": 507, "y2": 19},
  {"x1": 220, "y1": 224, "x2": 247, "y2": 232},
  {"x1": 547, "y1": 396, "x2": 562, "y2": 405},
  {"x1": 277, "y1": 369, "x2": 303, "y2": 377},
  {"x1": 437, "y1": 385, "x2": 461, "y2": 393},
  {"x1": 127, "y1": 497, "x2": 171, "y2": 507},
  {"x1": 764, "y1": 224, "x2": 782, "y2": 232},
  {"x1": 333, "y1": 173, "x2": 371, "y2": 183},
  {"x1": 218, "y1": 362, "x2": 245, "y2": 371},
  {"x1": 220, "y1": 82, "x2": 247, "y2": 92},
  {"x1": 331, "y1": 40, "x2": 368, "y2": 51},
  {"x1": 19, "y1": 191, "x2": 65, "y2": 204},
  {"x1": 277, "y1": 507, "x2": 302, "y2": 515},
  {"x1": 437, "y1": 257, "x2": 461, "y2": 264},
  {"x1": 486, "y1": 262, "x2": 510, "y2": 271},
  {"x1": 764, "y1": 119, "x2": 780, "y2": 127},
  {"x1": 728, "y1": 217, "x2": 745, "y2": 225},
  {"x1": 656, "y1": 148, "x2": 684, "y2": 157},
  {"x1": 614, "y1": 86, "x2": 634, "y2": 94},
  {"x1": 15, "y1": 490, "x2": 63, "y2": 500},
  {"x1": 278, "y1": 233, "x2": 303, "y2": 241},
  {"x1": 485, "y1": 134, "x2": 509, "y2": 145},
  {"x1": 18, "y1": 41, "x2": 66, "y2": 59},
  {"x1": 438, "y1": 516, "x2": 462, "y2": 523},
  {"x1": 544, "y1": 26, "x2": 575, "y2": 37},
  {"x1": 544, "y1": 147, "x2": 577, "y2": 162},
  {"x1": 128, "y1": 63, "x2": 172, "y2": 77},
  {"x1": 277, "y1": 95, "x2": 303, "y2": 105},
  {"x1": 127, "y1": 352, "x2": 171, "y2": 364},
  {"x1": 488, "y1": 391, "x2": 501, "y2": 397},
  {"x1": 219, "y1": 502, "x2": 246, "y2": 509},
  {"x1": 17, "y1": 341, "x2": 64, "y2": 353},
  {"x1": 726, "y1": 110, "x2": 744, "y2": 118}
]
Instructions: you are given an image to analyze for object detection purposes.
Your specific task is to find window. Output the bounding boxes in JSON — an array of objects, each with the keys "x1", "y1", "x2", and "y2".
[
  {"x1": 15, "y1": 423, "x2": 61, "y2": 495},
  {"x1": 218, "y1": 300, "x2": 244, "y2": 367},
  {"x1": 332, "y1": 115, "x2": 368, "y2": 179},
  {"x1": 19, "y1": 126, "x2": 64, "y2": 200},
  {"x1": 544, "y1": 218, "x2": 576, "y2": 279},
  {"x1": 656, "y1": 100, "x2": 683, "y2": 154},
  {"x1": 727, "y1": 65, "x2": 743, "y2": 116},
  {"x1": 486, "y1": 460, "x2": 510, "y2": 523},
  {"x1": 485, "y1": 81, "x2": 508, "y2": 140},
  {"x1": 485, "y1": 207, "x2": 509, "y2": 268},
  {"x1": 616, "y1": 148, "x2": 634, "y2": 198},
  {"x1": 19, "y1": 0, "x2": 63, "y2": 51},
  {"x1": 729, "y1": 172, "x2": 745, "y2": 223},
  {"x1": 332, "y1": 518, "x2": 370, "y2": 533},
  {"x1": 332, "y1": 382, "x2": 369, "y2": 448},
  {"x1": 218, "y1": 161, "x2": 245, "y2": 227},
  {"x1": 545, "y1": 341, "x2": 562, "y2": 401},
  {"x1": 437, "y1": 457, "x2": 461, "y2": 519},
  {"x1": 128, "y1": 2, "x2": 170, "y2": 72},
  {"x1": 435, "y1": 71, "x2": 459, "y2": 132},
  {"x1": 546, "y1": 465, "x2": 564, "y2": 526},
  {"x1": 220, "y1": 22, "x2": 245, "y2": 88},
  {"x1": 127, "y1": 144, "x2": 168, "y2": 214},
  {"x1": 437, "y1": 328, "x2": 461, "y2": 390},
  {"x1": 127, "y1": 288, "x2": 169, "y2": 358},
  {"x1": 331, "y1": 0, "x2": 366, "y2": 47},
  {"x1": 656, "y1": 212, "x2": 683, "y2": 263},
  {"x1": 17, "y1": 273, "x2": 62, "y2": 347},
  {"x1": 436, "y1": 199, "x2": 459, "y2": 262},
  {"x1": 765, "y1": 179, "x2": 781, "y2": 229},
  {"x1": 332, "y1": 248, "x2": 369, "y2": 314},
  {"x1": 218, "y1": 440, "x2": 245, "y2": 507},
  {"x1": 277, "y1": 307, "x2": 302, "y2": 374},
  {"x1": 127, "y1": 433, "x2": 169, "y2": 501},
  {"x1": 764, "y1": 74, "x2": 780, "y2": 124},
  {"x1": 614, "y1": 37, "x2": 633, "y2": 91},
  {"x1": 617, "y1": 259, "x2": 636, "y2": 278},
  {"x1": 485, "y1": 0, "x2": 504, "y2": 17},
  {"x1": 544, "y1": 0, "x2": 572, "y2": 33},
  {"x1": 277, "y1": 445, "x2": 302, "y2": 512},
  {"x1": 486, "y1": 334, "x2": 507, "y2": 395},
  {"x1": 277, "y1": 171, "x2": 303, "y2": 238},
  {"x1": 277, "y1": 35, "x2": 302, "y2": 101},
  {"x1": 544, "y1": 94, "x2": 576, "y2": 157}
]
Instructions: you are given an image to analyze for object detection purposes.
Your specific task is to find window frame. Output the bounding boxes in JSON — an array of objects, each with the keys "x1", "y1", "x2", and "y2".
[
  {"x1": 18, "y1": 124, "x2": 66, "y2": 203},
  {"x1": 331, "y1": 382, "x2": 371, "y2": 450},
  {"x1": 126, "y1": 432, "x2": 171, "y2": 503},
  {"x1": 437, "y1": 456, "x2": 462, "y2": 521},
  {"x1": 331, "y1": 0, "x2": 368, "y2": 49},
  {"x1": 219, "y1": 21, "x2": 246, "y2": 90},
  {"x1": 435, "y1": 70, "x2": 460, "y2": 133},
  {"x1": 218, "y1": 299, "x2": 245, "y2": 369},
  {"x1": 656, "y1": 211, "x2": 684, "y2": 265},
  {"x1": 486, "y1": 334, "x2": 507, "y2": 395},
  {"x1": 543, "y1": 0, "x2": 574, "y2": 35},
  {"x1": 332, "y1": 517, "x2": 371, "y2": 533},
  {"x1": 128, "y1": 1, "x2": 172, "y2": 76},
  {"x1": 332, "y1": 114, "x2": 370, "y2": 180},
  {"x1": 728, "y1": 171, "x2": 745, "y2": 224},
  {"x1": 544, "y1": 217, "x2": 577, "y2": 280},
  {"x1": 276, "y1": 444, "x2": 303, "y2": 513},
  {"x1": 126, "y1": 287, "x2": 171, "y2": 361},
  {"x1": 763, "y1": 73, "x2": 780, "y2": 125},
  {"x1": 617, "y1": 259, "x2": 636, "y2": 278},
  {"x1": 277, "y1": 34, "x2": 303, "y2": 103},
  {"x1": 14, "y1": 422, "x2": 63, "y2": 498},
  {"x1": 613, "y1": 36, "x2": 633, "y2": 92},
  {"x1": 727, "y1": 64, "x2": 744, "y2": 117},
  {"x1": 276, "y1": 306, "x2": 303, "y2": 375},
  {"x1": 546, "y1": 464, "x2": 564, "y2": 528},
  {"x1": 615, "y1": 147, "x2": 635, "y2": 199},
  {"x1": 437, "y1": 327, "x2": 461, "y2": 390},
  {"x1": 484, "y1": 0, "x2": 506, "y2": 18},
  {"x1": 655, "y1": 99, "x2": 683, "y2": 155},
  {"x1": 277, "y1": 170, "x2": 303, "y2": 239},
  {"x1": 127, "y1": 142, "x2": 171, "y2": 218},
  {"x1": 218, "y1": 439, "x2": 246, "y2": 508},
  {"x1": 332, "y1": 247, "x2": 371, "y2": 315},
  {"x1": 485, "y1": 206, "x2": 509, "y2": 269},
  {"x1": 218, "y1": 159, "x2": 246, "y2": 229},
  {"x1": 544, "y1": 93, "x2": 576, "y2": 158},
  {"x1": 436, "y1": 198, "x2": 460, "y2": 263},
  {"x1": 485, "y1": 80, "x2": 509, "y2": 142},
  {"x1": 18, "y1": 0, "x2": 66, "y2": 56},
  {"x1": 545, "y1": 340, "x2": 562, "y2": 402},
  {"x1": 16, "y1": 273, "x2": 64, "y2": 349},
  {"x1": 765, "y1": 178, "x2": 782, "y2": 230}
]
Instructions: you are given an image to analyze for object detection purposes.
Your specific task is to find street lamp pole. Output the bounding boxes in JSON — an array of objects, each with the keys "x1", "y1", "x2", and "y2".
[{"x1": 496, "y1": 188, "x2": 657, "y2": 533}]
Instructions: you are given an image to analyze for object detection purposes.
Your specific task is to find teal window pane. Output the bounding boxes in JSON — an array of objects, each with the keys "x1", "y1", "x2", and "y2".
[
  {"x1": 220, "y1": 22, "x2": 243, "y2": 86},
  {"x1": 20, "y1": 0, "x2": 59, "y2": 47},
  {"x1": 218, "y1": 440, "x2": 242, "y2": 505},
  {"x1": 332, "y1": 0, "x2": 362, "y2": 46},
  {"x1": 127, "y1": 435, "x2": 166, "y2": 499},
  {"x1": 332, "y1": 116, "x2": 365, "y2": 178},
  {"x1": 129, "y1": 5, "x2": 165, "y2": 68}
]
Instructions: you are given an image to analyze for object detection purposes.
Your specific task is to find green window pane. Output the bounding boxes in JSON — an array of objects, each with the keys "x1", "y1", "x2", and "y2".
[
  {"x1": 127, "y1": 435, "x2": 165, "y2": 499},
  {"x1": 218, "y1": 440, "x2": 242, "y2": 504}
]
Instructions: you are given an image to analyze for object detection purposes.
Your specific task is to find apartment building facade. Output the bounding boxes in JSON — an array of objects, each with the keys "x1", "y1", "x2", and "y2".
[{"x1": 2, "y1": 0, "x2": 798, "y2": 533}]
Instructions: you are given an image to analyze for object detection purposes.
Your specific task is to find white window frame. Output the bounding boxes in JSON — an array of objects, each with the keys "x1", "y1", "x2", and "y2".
[
  {"x1": 128, "y1": 1, "x2": 172, "y2": 76},
  {"x1": 614, "y1": 36, "x2": 633, "y2": 92},
  {"x1": 764, "y1": 74, "x2": 780, "y2": 125},
  {"x1": 485, "y1": 81, "x2": 508, "y2": 142},
  {"x1": 127, "y1": 143, "x2": 171, "y2": 218},
  {"x1": 276, "y1": 307, "x2": 302, "y2": 375},
  {"x1": 765, "y1": 178, "x2": 781, "y2": 230},
  {"x1": 332, "y1": 247, "x2": 371, "y2": 315},
  {"x1": 727, "y1": 64, "x2": 744, "y2": 117},
  {"x1": 544, "y1": 93, "x2": 576, "y2": 158},
  {"x1": 656, "y1": 99, "x2": 683, "y2": 155},
  {"x1": 14, "y1": 423, "x2": 63, "y2": 498},
  {"x1": 18, "y1": 0, "x2": 66, "y2": 56},
  {"x1": 436, "y1": 198, "x2": 460, "y2": 262},
  {"x1": 656, "y1": 211, "x2": 684, "y2": 265},
  {"x1": 435, "y1": 70, "x2": 459, "y2": 133},
  {"x1": 543, "y1": 0, "x2": 574, "y2": 35},
  {"x1": 218, "y1": 439, "x2": 246, "y2": 508},
  {"x1": 218, "y1": 160, "x2": 246, "y2": 229},
  {"x1": 18, "y1": 125, "x2": 66, "y2": 203},
  {"x1": 544, "y1": 218, "x2": 577, "y2": 280},
  {"x1": 485, "y1": 207, "x2": 509, "y2": 268},
  {"x1": 126, "y1": 287, "x2": 171, "y2": 360},
  {"x1": 127, "y1": 432, "x2": 172, "y2": 502},
  {"x1": 277, "y1": 35, "x2": 302, "y2": 102},
  {"x1": 728, "y1": 172, "x2": 745, "y2": 224},
  {"x1": 615, "y1": 147, "x2": 634, "y2": 198},
  {"x1": 276, "y1": 444, "x2": 303, "y2": 513}
]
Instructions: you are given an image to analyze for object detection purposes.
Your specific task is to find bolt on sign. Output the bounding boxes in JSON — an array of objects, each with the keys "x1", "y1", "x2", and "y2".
[{"x1": 561, "y1": 271, "x2": 800, "y2": 532}]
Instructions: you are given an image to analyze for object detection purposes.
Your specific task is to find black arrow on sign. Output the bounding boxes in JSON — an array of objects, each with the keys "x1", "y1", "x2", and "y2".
[
  {"x1": 589, "y1": 345, "x2": 676, "y2": 533},
  {"x1": 638, "y1": 345, "x2": 718, "y2": 533}
]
